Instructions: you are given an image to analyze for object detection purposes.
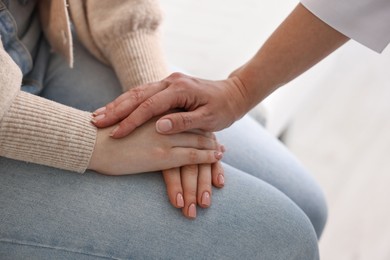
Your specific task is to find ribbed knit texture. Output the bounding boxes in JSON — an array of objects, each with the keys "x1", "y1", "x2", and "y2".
[
  {"x1": 0, "y1": 91, "x2": 97, "y2": 173},
  {"x1": 0, "y1": 44, "x2": 22, "y2": 120},
  {"x1": 108, "y1": 31, "x2": 169, "y2": 90},
  {"x1": 78, "y1": 0, "x2": 169, "y2": 90}
]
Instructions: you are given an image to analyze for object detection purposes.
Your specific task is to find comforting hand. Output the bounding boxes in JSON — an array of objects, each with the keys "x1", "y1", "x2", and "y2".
[
  {"x1": 91, "y1": 73, "x2": 250, "y2": 138},
  {"x1": 88, "y1": 118, "x2": 223, "y2": 175}
]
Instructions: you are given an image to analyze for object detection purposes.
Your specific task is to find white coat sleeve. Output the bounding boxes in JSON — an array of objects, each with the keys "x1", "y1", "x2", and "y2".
[{"x1": 300, "y1": 0, "x2": 390, "y2": 53}]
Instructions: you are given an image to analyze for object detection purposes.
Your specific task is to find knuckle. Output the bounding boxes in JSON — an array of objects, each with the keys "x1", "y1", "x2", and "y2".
[
  {"x1": 183, "y1": 187, "x2": 197, "y2": 199},
  {"x1": 187, "y1": 189, "x2": 197, "y2": 198},
  {"x1": 105, "y1": 102, "x2": 115, "y2": 112},
  {"x1": 184, "y1": 164, "x2": 198, "y2": 174},
  {"x1": 166, "y1": 73, "x2": 192, "y2": 90},
  {"x1": 168, "y1": 72, "x2": 186, "y2": 81},
  {"x1": 179, "y1": 114, "x2": 193, "y2": 128},
  {"x1": 197, "y1": 135, "x2": 207, "y2": 148},
  {"x1": 188, "y1": 150, "x2": 199, "y2": 164},
  {"x1": 140, "y1": 97, "x2": 154, "y2": 110},
  {"x1": 129, "y1": 88, "x2": 145, "y2": 103}
]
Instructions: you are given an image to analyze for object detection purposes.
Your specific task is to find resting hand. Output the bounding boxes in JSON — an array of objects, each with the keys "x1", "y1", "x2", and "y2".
[
  {"x1": 88, "y1": 118, "x2": 222, "y2": 175},
  {"x1": 163, "y1": 161, "x2": 225, "y2": 219},
  {"x1": 91, "y1": 73, "x2": 250, "y2": 137},
  {"x1": 162, "y1": 132, "x2": 225, "y2": 219}
]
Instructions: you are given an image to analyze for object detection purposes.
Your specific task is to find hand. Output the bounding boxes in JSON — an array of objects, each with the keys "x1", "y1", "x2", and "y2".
[
  {"x1": 91, "y1": 72, "x2": 250, "y2": 137},
  {"x1": 88, "y1": 117, "x2": 223, "y2": 175},
  {"x1": 163, "y1": 161, "x2": 225, "y2": 219}
]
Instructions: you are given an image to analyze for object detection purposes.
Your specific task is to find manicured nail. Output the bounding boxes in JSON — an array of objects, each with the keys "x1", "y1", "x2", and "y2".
[
  {"x1": 91, "y1": 114, "x2": 105, "y2": 123},
  {"x1": 214, "y1": 151, "x2": 223, "y2": 160},
  {"x1": 93, "y1": 106, "x2": 106, "y2": 116},
  {"x1": 156, "y1": 119, "x2": 172, "y2": 133},
  {"x1": 110, "y1": 126, "x2": 119, "y2": 137},
  {"x1": 176, "y1": 193, "x2": 184, "y2": 208},
  {"x1": 201, "y1": 192, "x2": 211, "y2": 207},
  {"x1": 217, "y1": 174, "x2": 225, "y2": 186},
  {"x1": 188, "y1": 203, "x2": 196, "y2": 218}
]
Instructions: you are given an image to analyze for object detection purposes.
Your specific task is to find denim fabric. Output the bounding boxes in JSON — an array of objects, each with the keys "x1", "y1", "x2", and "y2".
[
  {"x1": 0, "y1": 0, "x2": 32, "y2": 75},
  {"x1": 0, "y1": 0, "x2": 47, "y2": 94},
  {"x1": 21, "y1": 36, "x2": 50, "y2": 94}
]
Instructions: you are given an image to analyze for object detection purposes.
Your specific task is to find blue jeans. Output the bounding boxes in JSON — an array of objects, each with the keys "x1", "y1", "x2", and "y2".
[{"x1": 0, "y1": 14, "x2": 326, "y2": 260}]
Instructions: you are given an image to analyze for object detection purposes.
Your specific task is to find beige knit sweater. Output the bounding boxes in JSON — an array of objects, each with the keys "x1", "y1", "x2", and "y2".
[{"x1": 0, "y1": 0, "x2": 168, "y2": 173}]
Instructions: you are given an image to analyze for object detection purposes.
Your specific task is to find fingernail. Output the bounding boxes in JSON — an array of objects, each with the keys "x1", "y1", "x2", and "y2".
[
  {"x1": 176, "y1": 193, "x2": 184, "y2": 208},
  {"x1": 217, "y1": 174, "x2": 225, "y2": 186},
  {"x1": 201, "y1": 192, "x2": 211, "y2": 207},
  {"x1": 110, "y1": 126, "x2": 119, "y2": 137},
  {"x1": 214, "y1": 151, "x2": 223, "y2": 160},
  {"x1": 156, "y1": 119, "x2": 172, "y2": 133},
  {"x1": 220, "y1": 145, "x2": 226, "y2": 153},
  {"x1": 188, "y1": 203, "x2": 196, "y2": 218},
  {"x1": 91, "y1": 114, "x2": 105, "y2": 123},
  {"x1": 93, "y1": 106, "x2": 106, "y2": 116}
]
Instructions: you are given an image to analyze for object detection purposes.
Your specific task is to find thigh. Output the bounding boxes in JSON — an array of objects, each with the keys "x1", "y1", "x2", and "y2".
[
  {"x1": 216, "y1": 115, "x2": 327, "y2": 238},
  {"x1": 0, "y1": 157, "x2": 318, "y2": 260},
  {"x1": 41, "y1": 36, "x2": 122, "y2": 111}
]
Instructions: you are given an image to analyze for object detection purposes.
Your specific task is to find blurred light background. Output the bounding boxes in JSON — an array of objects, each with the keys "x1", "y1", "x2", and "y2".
[{"x1": 160, "y1": 0, "x2": 390, "y2": 259}]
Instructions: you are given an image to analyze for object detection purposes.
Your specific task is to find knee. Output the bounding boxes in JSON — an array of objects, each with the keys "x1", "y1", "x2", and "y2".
[
  {"x1": 210, "y1": 177, "x2": 320, "y2": 260},
  {"x1": 306, "y1": 189, "x2": 328, "y2": 239}
]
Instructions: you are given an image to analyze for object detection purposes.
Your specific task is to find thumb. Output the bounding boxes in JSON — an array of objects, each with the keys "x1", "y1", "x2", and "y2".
[{"x1": 156, "y1": 110, "x2": 211, "y2": 134}]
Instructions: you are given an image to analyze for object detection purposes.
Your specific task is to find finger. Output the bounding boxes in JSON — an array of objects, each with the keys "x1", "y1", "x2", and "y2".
[
  {"x1": 181, "y1": 164, "x2": 198, "y2": 219},
  {"x1": 108, "y1": 77, "x2": 203, "y2": 138},
  {"x1": 162, "y1": 168, "x2": 184, "y2": 208},
  {"x1": 211, "y1": 161, "x2": 225, "y2": 188},
  {"x1": 197, "y1": 164, "x2": 212, "y2": 208},
  {"x1": 156, "y1": 106, "x2": 217, "y2": 134},
  {"x1": 186, "y1": 129, "x2": 215, "y2": 139},
  {"x1": 169, "y1": 133, "x2": 219, "y2": 150},
  {"x1": 91, "y1": 81, "x2": 168, "y2": 129},
  {"x1": 167, "y1": 148, "x2": 223, "y2": 169}
]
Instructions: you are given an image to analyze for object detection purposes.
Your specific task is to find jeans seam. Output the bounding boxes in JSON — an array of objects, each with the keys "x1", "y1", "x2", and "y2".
[{"x1": 0, "y1": 239, "x2": 123, "y2": 260}]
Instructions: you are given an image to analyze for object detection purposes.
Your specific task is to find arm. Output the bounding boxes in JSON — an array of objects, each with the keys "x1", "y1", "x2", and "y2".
[
  {"x1": 0, "y1": 38, "x2": 220, "y2": 174},
  {"x1": 92, "y1": 3, "x2": 349, "y2": 136},
  {"x1": 68, "y1": 0, "x2": 169, "y2": 91},
  {"x1": 0, "y1": 92, "x2": 221, "y2": 175},
  {"x1": 0, "y1": 42, "x2": 95, "y2": 173},
  {"x1": 229, "y1": 3, "x2": 349, "y2": 113}
]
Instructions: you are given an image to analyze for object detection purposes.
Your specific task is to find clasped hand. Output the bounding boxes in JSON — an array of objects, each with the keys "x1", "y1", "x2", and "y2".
[
  {"x1": 89, "y1": 117, "x2": 224, "y2": 218},
  {"x1": 90, "y1": 73, "x2": 249, "y2": 218}
]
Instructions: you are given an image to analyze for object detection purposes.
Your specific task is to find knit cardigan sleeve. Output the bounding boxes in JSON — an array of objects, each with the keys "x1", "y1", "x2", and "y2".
[
  {"x1": 0, "y1": 44, "x2": 96, "y2": 173},
  {"x1": 68, "y1": 0, "x2": 169, "y2": 91}
]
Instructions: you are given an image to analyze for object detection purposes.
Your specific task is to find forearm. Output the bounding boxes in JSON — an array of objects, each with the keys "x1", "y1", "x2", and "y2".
[
  {"x1": 69, "y1": 0, "x2": 169, "y2": 91},
  {"x1": 0, "y1": 91, "x2": 96, "y2": 173},
  {"x1": 232, "y1": 3, "x2": 349, "y2": 111}
]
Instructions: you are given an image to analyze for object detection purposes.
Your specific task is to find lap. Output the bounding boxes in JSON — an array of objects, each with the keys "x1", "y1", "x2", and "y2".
[{"x1": 0, "y1": 157, "x2": 318, "y2": 260}]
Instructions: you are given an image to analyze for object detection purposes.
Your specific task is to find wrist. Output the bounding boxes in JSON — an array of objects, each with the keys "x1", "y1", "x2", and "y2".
[
  {"x1": 230, "y1": 62, "x2": 279, "y2": 110},
  {"x1": 88, "y1": 126, "x2": 115, "y2": 173}
]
